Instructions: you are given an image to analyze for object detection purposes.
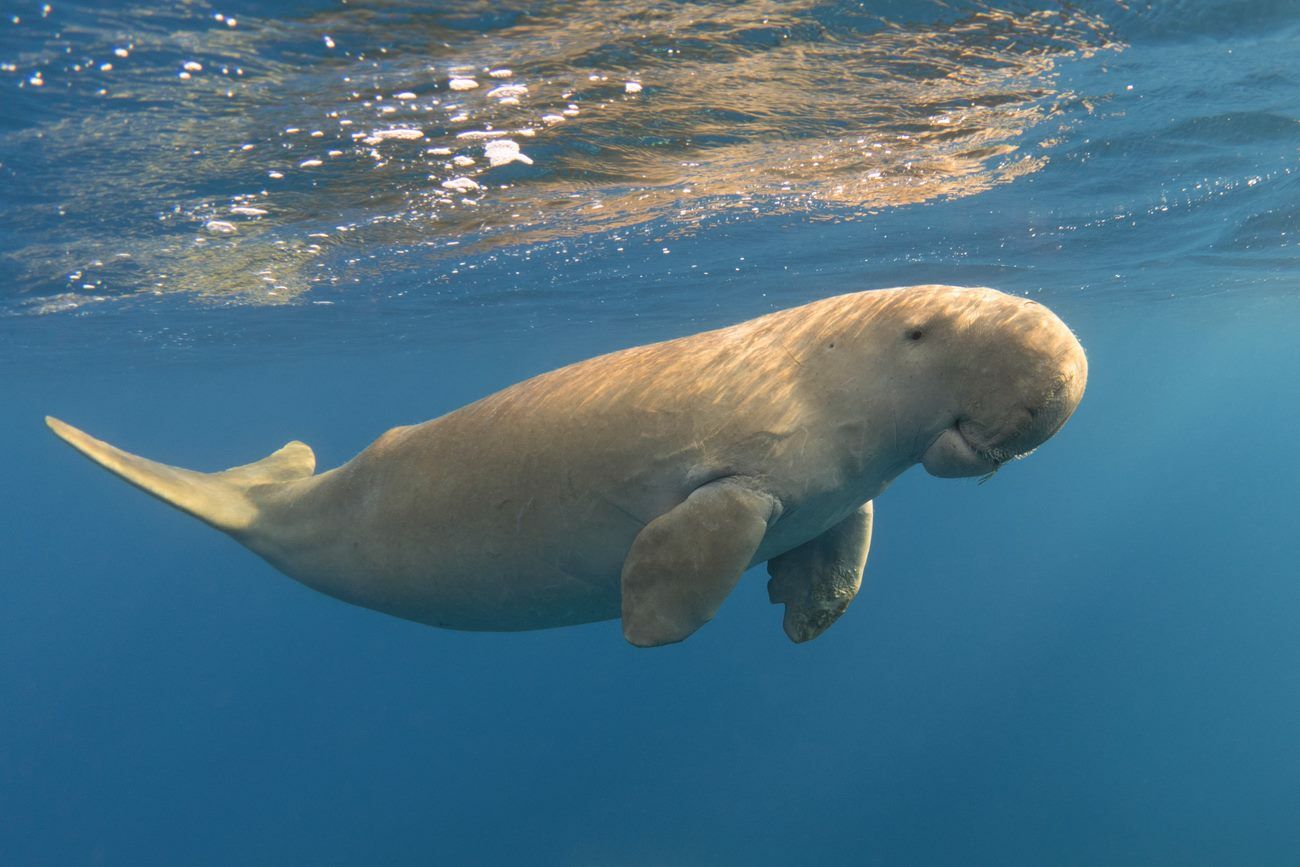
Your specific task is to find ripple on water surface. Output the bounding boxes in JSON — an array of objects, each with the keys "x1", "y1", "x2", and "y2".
[{"x1": 0, "y1": 0, "x2": 1118, "y2": 308}]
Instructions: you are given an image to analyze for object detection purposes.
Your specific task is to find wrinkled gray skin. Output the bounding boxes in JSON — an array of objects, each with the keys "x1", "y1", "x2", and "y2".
[{"x1": 48, "y1": 285, "x2": 1087, "y2": 647}]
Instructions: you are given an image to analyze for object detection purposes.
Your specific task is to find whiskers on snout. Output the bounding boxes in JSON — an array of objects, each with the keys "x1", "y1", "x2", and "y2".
[
  {"x1": 980, "y1": 443, "x2": 1033, "y2": 466},
  {"x1": 974, "y1": 445, "x2": 1036, "y2": 484}
]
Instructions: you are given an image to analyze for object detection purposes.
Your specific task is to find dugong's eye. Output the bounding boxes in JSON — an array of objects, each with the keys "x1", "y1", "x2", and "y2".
[{"x1": 907, "y1": 328, "x2": 925, "y2": 342}]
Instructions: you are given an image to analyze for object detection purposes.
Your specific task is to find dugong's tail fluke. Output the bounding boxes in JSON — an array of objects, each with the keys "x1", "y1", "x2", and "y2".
[{"x1": 45, "y1": 416, "x2": 315, "y2": 534}]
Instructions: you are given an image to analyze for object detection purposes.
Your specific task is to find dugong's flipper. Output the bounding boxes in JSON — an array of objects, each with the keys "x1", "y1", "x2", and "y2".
[
  {"x1": 45, "y1": 417, "x2": 315, "y2": 534},
  {"x1": 766, "y1": 501, "x2": 873, "y2": 643},
  {"x1": 620, "y1": 480, "x2": 780, "y2": 647}
]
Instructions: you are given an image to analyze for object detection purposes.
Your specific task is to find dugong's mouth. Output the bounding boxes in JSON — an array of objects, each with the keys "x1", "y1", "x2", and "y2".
[
  {"x1": 920, "y1": 421, "x2": 1017, "y2": 478},
  {"x1": 958, "y1": 420, "x2": 1028, "y2": 466}
]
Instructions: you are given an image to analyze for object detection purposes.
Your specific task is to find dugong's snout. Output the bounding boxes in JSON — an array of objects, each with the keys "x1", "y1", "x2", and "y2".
[{"x1": 919, "y1": 292, "x2": 1087, "y2": 478}]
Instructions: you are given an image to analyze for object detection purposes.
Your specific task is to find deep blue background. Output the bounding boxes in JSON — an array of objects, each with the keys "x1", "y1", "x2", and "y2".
[{"x1": 3, "y1": 1, "x2": 1300, "y2": 865}]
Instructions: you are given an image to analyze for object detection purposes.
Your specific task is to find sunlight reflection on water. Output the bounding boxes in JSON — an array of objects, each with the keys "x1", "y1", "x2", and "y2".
[{"x1": 1, "y1": 1, "x2": 1117, "y2": 307}]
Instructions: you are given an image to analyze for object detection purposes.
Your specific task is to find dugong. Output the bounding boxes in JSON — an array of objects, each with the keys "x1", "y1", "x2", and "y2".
[{"x1": 48, "y1": 285, "x2": 1087, "y2": 646}]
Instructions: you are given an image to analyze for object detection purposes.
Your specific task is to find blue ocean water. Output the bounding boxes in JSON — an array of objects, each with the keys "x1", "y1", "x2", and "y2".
[{"x1": 2, "y1": 1, "x2": 1299, "y2": 864}]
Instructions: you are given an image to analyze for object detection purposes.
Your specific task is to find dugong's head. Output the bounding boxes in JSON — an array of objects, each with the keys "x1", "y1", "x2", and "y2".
[{"x1": 876, "y1": 285, "x2": 1087, "y2": 478}]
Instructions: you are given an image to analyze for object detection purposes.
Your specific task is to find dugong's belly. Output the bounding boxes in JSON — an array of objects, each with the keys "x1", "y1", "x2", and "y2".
[
  {"x1": 256, "y1": 385, "x2": 876, "y2": 632},
  {"x1": 376, "y1": 504, "x2": 642, "y2": 632},
  {"x1": 260, "y1": 426, "x2": 693, "y2": 631},
  {"x1": 279, "y1": 474, "x2": 866, "y2": 633},
  {"x1": 269, "y1": 483, "x2": 645, "y2": 631}
]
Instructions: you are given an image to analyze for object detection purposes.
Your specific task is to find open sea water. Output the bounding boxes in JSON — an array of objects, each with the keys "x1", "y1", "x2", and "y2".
[{"x1": 2, "y1": 1, "x2": 1299, "y2": 864}]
